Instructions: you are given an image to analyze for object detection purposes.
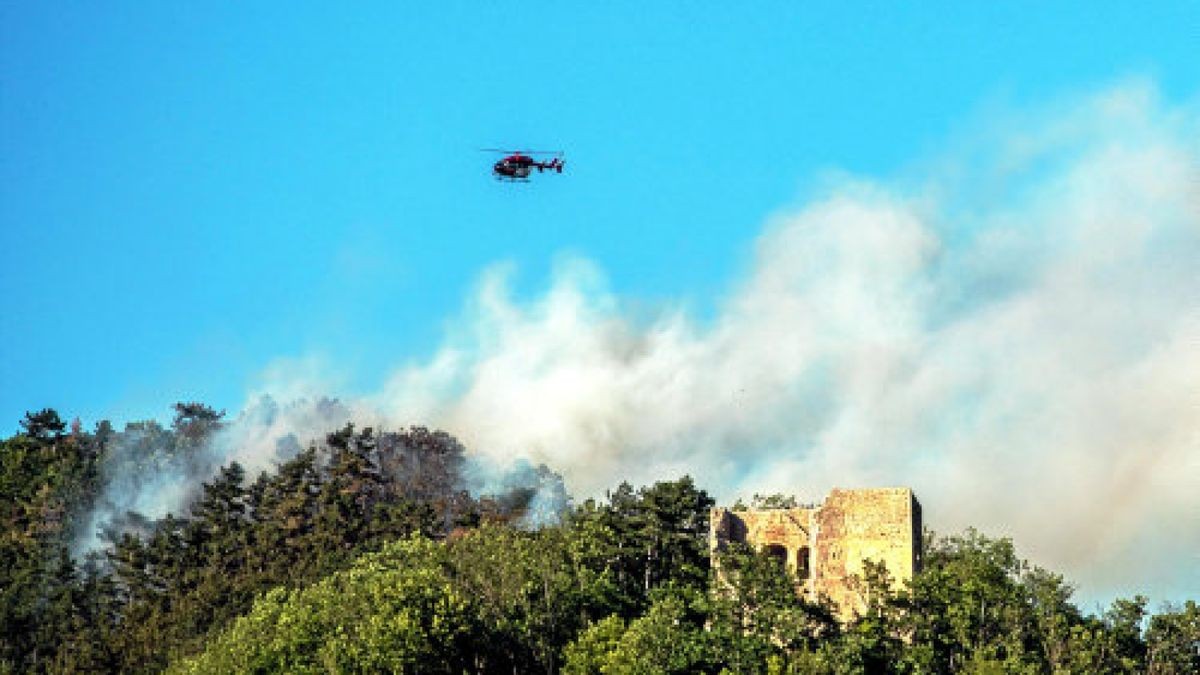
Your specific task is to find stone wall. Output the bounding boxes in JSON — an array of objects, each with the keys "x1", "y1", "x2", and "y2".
[{"x1": 710, "y1": 487, "x2": 921, "y2": 618}]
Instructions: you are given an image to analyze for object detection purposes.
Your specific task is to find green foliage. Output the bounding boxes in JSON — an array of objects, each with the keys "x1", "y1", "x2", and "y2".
[
  {"x1": 444, "y1": 524, "x2": 590, "y2": 671},
  {"x1": 19, "y1": 409, "x2": 67, "y2": 441},
  {"x1": 169, "y1": 536, "x2": 474, "y2": 674},
  {"x1": 570, "y1": 476, "x2": 715, "y2": 617},
  {"x1": 568, "y1": 587, "x2": 711, "y2": 674},
  {"x1": 2, "y1": 408, "x2": 1196, "y2": 673},
  {"x1": 708, "y1": 543, "x2": 838, "y2": 671},
  {"x1": 608, "y1": 591, "x2": 710, "y2": 673},
  {"x1": 1, "y1": 410, "x2": 112, "y2": 672},
  {"x1": 730, "y1": 494, "x2": 820, "y2": 511},
  {"x1": 563, "y1": 616, "x2": 626, "y2": 674},
  {"x1": 897, "y1": 529, "x2": 1044, "y2": 671},
  {"x1": 1145, "y1": 600, "x2": 1200, "y2": 674},
  {"x1": 102, "y1": 423, "x2": 509, "y2": 672},
  {"x1": 0, "y1": 410, "x2": 541, "y2": 672}
]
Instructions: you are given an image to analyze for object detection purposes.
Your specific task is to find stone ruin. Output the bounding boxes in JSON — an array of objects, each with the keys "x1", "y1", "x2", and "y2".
[{"x1": 710, "y1": 487, "x2": 922, "y2": 618}]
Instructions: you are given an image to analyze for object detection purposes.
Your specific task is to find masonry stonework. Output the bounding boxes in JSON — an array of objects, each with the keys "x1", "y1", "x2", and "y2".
[{"x1": 710, "y1": 487, "x2": 921, "y2": 618}]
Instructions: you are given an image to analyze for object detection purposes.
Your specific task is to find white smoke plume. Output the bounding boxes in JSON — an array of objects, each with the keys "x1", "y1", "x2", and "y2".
[
  {"x1": 94, "y1": 80, "x2": 1199, "y2": 606},
  {"x1": 73, "y1": 396, "x2": 357, "y2": 555},
  {"x1": 360, "y1": 80, "x2": 1197, "y2": 605}
]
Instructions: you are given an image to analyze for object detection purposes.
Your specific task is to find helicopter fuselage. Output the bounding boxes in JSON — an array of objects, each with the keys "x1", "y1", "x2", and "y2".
[
  {"x1": 493, "y1": 158, "x2": 534, "y2": 180},
  {"x1": 490, "y1": 152, "x2": 563, "y2": 181}
]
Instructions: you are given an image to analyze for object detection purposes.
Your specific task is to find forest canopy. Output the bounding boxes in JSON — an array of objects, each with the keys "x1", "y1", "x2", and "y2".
[{"x1": 1, "y1": 405, "x2": 1196, "y2": 674}]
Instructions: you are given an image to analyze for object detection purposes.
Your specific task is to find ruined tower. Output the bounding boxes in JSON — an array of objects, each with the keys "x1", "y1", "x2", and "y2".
[{"x1": 710, "y1": 487, "x2": 922, "y2": 618}]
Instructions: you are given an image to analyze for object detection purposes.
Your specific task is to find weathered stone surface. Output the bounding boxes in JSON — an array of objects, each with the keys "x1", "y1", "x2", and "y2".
[{"x1": 710, "y1": 487, "x2": 921, "y2": 619}]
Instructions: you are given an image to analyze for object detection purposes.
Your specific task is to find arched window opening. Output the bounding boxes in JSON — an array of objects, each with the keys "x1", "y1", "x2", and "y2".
[
  {"x1": 764, "y1": 544, "x2": 788, "y2": 568},
  {"x1": 797, "y1": 546, "x2": 811, "y2": 580}
]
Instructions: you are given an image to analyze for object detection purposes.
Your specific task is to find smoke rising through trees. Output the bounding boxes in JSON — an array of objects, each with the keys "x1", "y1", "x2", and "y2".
[
  {"x1": 55, "y1": 80, "x2": 1200, "y2": 609},
  {"x1": 241, "y1": 82, "x2": 1198, "y2": 606}
]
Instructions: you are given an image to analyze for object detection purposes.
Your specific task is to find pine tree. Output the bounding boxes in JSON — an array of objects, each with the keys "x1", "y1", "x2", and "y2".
[{"x1": 20, "y1": 408, "x2": 66, "y2": 441}]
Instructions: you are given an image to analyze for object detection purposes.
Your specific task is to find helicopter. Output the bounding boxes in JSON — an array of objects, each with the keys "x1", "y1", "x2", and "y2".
[{"x1": 482, "y1": 149, "x2": 565, "y2": 181}]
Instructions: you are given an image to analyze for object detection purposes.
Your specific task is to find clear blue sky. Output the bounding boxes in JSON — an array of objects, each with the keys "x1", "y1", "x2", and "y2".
[{"x1": 3, "y1": 2, "x2": 1198, "y2": 431}]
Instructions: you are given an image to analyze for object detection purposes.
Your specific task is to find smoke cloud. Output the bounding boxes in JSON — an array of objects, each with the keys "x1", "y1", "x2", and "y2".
[
  {"x1": 363, "y1": 80, "x2": 1197, "y2": 604},
  {"x1": 94, "y1": 80, "x2": 1199, "y2": 606}
]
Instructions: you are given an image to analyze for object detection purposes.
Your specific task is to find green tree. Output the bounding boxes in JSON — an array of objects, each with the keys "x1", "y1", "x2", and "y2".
[
  {"x1": 1145, "y1": 600, "x2": 1199, "y2": 675},
  {"x1": 899, "y1": 530, "x2": 1042, "y2": 672},
  {"x1": 571, "y1": 476, "x2": 714, "y2": 616},
  {"x1": 20, "y1": 408, "x2": 66, "y2": 441},
  {"x1": 170, "y1": 403, "x2": 224, "y2": 451},
  {"x1": 170, "y1": 536, "x2": 475, "y2": 674},
  {"x1": 566, "y1": 587, "x2": 711, "y2": 675},
  {"x1": 563, "y1": 616, "x2": 626, "y2": 675},
  {"x1": 709, "y1": 543, "x2": 838, "y2": 672}
]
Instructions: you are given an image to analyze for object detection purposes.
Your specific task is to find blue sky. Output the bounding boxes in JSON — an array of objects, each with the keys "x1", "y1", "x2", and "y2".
[
  {"x1": 3, "y1": 3, "x2": 1197, "y2": 431},
  {"x1": 3, "y1": 4, "x2": 1197, "y2": 430}
]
